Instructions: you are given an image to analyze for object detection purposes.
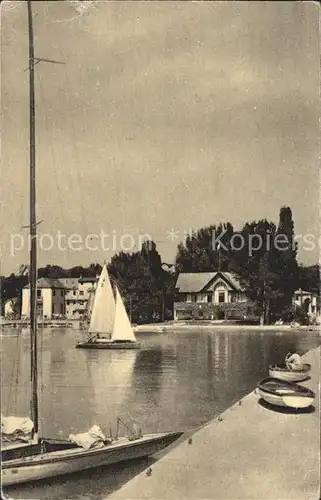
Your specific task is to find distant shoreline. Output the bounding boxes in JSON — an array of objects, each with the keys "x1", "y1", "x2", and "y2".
[
  {"x1": 133, "y1": 322, "x2": 320, "y2": 333},
  {"x1": 1, "y1": 318, "x2": 319, "y2": 334}
]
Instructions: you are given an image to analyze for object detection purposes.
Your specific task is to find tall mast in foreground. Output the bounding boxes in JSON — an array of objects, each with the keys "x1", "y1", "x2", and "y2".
[{"x1": 27, "y1": 0, "x2": 39, "y2": 439}]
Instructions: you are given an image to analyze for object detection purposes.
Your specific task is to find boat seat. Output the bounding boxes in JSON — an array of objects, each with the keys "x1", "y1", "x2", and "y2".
[
  {"x1": 1, "y1": 443, "x2": 42, "y2": 461},
  {"x1": 42, "y1": 439, "x2": 80, "y2": 453}
]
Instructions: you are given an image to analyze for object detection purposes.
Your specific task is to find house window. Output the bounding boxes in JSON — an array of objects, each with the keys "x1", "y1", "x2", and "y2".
[
  {"x1": 53, "y1": 290, "x2": 56, "y2": 296},
  {"x1": 73, "y1": 291, "x2": 76, "y2": 296},
  {"x1": 230, "y1": 293, "x2": 236, "y2": 303},
  {"x1": 61, "y1": 290, "x2": 64, "y2": 297},
  {"x1": 191, "y1": 294, "x2": 197, "y2": 302},
  {"x1": 79, "y1": 291, "x2": 84, "y2": 296},
  {"x1": 60, "y1": 304, "x2": 64, "y2": 314},
  {"x1": 207, "y1": 293, "x2": 213, "y2": 303},
  {"x1": 218, "y1": 292, "x2": 225, "y2": 303},
  {"x1": 37, "y1": 289, "x2": 41, "y2": 297}
]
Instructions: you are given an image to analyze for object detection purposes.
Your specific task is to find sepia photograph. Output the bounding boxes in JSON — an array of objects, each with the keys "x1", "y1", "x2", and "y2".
[{"x1": 1, "y1": 1, "x2": 320, "y2": 499}]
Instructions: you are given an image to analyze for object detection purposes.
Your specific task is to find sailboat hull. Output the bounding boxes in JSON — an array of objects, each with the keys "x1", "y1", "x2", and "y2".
[
  {"x1": 76, "y1": 341, "x2": 140, "y2": 349},
  {"x1": 1, "y1": 431, "x2": 182, "y2": 486}
]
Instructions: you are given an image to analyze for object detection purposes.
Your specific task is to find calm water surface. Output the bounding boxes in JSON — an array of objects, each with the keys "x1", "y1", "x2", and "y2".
[{"x1": 1, "y1": 326, "x2": 320, "y2": 499}]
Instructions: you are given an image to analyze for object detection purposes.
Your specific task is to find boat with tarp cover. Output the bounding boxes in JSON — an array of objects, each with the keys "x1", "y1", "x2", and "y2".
[
  {"x1": 1, "y1": 1, "x2": 182, "y2": 486},
  {"x1": 269, "y1": 353, "x2": 311, "y2": 382}
]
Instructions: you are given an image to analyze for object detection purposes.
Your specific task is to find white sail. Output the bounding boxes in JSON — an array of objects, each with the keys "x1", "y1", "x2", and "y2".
[
  {"x1": 89, "y1": 264, "x2": 115, "y2": 334},
  {"x1": 112, "y1": 287, "x2": 136, "y2": 342}
]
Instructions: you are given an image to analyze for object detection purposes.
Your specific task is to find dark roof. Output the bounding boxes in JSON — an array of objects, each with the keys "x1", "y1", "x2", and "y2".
[
  {"x1": 58, "y1": 278, "x2": 79, "y2": 289},
  {"x1": 79, "y1": 276, "x2": 98, "y2": 283},
  {"x1": 175, "y1": 272, "x2": 244, "y2": 293},
  {"x1": 24, "y1": 277, "x2": 69, "y2": 289},
  {"x1": 24, "y1": 275, "x2": 99, "y2": 289}
]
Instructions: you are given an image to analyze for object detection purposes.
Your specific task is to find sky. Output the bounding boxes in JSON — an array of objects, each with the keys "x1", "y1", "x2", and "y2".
[{"x1": 1, "y1": 1, "x2": 319, "y2": 275}]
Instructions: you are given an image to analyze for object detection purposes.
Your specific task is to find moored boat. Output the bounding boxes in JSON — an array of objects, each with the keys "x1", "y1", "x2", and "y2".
[
  {"x1": 268, "y1": 352, "x2": 311, "y2": 382},
  {"x1": 1, "y1": 430, "x2": 182, "y2": 486},
  {"x1": 1, "y1": 1, "x2": 181, "y2": 488},
  {"x1": 269, "y1": 363, "x2": 311, "y2": 382},
  {"x1": 257, "y1": 377, "x2": 315, "y2": 409}
]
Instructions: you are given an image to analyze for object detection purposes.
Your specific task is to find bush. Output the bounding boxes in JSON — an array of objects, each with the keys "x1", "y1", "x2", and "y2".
[{"x1": 281, "y1": 305, "x2": 308, "y2": 325}]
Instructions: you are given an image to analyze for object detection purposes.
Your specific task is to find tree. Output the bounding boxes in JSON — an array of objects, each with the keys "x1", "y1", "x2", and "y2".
[
  {"x1": 38, "y1": 265, "x2": 68, "y2": 279},
  {"x1": 108, "y1": 241, "x2": 173, "y2": 323},
  {"x1": 271, "y1": 207, "x2": 298, "y2": 311},
  {"x1": 298, "y1": 264, "x2": 319, "y2": 294},
  {"x1": 230, "y1": 219, "x2": 280, "y2": 324},
  {"x1": 175, "y1": 223, "x2": 234, "y2": 272}
]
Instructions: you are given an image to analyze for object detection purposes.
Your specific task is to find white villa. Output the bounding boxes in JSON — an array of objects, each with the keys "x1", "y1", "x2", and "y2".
[
  {"x1": 174, "y1": 272, "x2": 253, "y2": 321},
  {"x1": 293, "y1": 288, "x2": 320, "y2": 320},
  {"x1": 21, "y1": 275, "x2": 98, "y2": 320},
  {"x1": 65, "y1": 276, "x2": 97, "y2": 319},
  {"x1": 21, "y1": 278, "x2": 66, "y2": 319}
]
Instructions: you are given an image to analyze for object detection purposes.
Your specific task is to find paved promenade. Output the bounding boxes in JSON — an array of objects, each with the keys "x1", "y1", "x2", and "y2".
[{"x1": 108, "y1": 346, "x2": 320, "y2": 500}]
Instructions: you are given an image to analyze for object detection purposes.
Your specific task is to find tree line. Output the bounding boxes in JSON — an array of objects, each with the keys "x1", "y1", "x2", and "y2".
[
  {"x1": 175, "y1": 206, "x2": 319, "y2": 323},
  {"x1": 1, "y1": 206, "x2": 319, "y2": 324}
]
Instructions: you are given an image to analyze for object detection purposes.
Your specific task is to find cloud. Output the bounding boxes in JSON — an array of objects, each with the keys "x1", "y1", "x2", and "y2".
[{"x1": 1, "y1": 1, "x2": 319, "y2": 272}]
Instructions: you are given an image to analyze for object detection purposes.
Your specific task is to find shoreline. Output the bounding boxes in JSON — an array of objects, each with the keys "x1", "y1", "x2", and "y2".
[
  {"x1": 107, "y1": 345, "x2": 321, "y2": 500},
  {"x1": 134, "y1": 322, "x2": 320, "y2": 333},
  {"x1": 1, "y1": 318, "x2": 319, "y2": 334}
]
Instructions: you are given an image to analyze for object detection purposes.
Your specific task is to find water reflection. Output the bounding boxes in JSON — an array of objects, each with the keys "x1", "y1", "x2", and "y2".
[
  {"x1": 84, "y1": 350, "x2": 137, "y2": 433},
  {"x1": 1, "y1": 327, "x2": 320, "y2": 500}
]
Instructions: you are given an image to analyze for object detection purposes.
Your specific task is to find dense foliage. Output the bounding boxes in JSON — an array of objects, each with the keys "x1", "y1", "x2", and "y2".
[
  {"x1": 108, "y1": 241, "x2": 175, "y2": 323},
  {"x1": 1, "y1": 206, "x2": 319, "y2": 324},
  {"x1": 175, "y1": 207, "x2": 318, "y2": 323},
  {"x1": 1, "y1": 242, "x2": 175, "y2": 323}
]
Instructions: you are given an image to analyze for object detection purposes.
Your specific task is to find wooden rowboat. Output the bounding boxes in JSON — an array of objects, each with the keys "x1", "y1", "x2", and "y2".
[
  {"x1": 269, "y1": 363, "x2": 311, "y2": 382},
  {"x1": 257, "y1": 377, "x2": 315, "y2": 409}
]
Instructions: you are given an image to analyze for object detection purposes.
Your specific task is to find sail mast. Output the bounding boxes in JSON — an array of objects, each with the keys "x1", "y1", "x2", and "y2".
[{"x1": 28, "y1": 0, "x2": 39, "y2": 438}]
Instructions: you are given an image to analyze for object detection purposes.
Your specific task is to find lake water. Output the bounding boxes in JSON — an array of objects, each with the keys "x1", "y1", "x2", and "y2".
[{"x1": 1, "y1": 326, "x2": 320, "y2": 499}]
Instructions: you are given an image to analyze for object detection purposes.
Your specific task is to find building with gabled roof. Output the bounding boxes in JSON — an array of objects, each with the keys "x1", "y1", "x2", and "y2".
[
  {"x1": 65, "y1": 275, "x2": 98, "y2": 319},
  {"x1": 21, "y1": 275, "x2": 98, "y2": 320},
  {"x1": 174, "y1": 271, "x2": 254, "y2": 321},
  {"x1": 22, "y1": 277, "x2": 66, "y2": 319},
  {"x1": 293, "y1": 288, "x2": 320, "y2": 322}
]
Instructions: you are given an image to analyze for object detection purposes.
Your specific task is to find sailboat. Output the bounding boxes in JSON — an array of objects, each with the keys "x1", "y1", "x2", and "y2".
[
  {"x1": 1, "y1": 1, "x2": 182, "y2": 487},
  {"x1": 76, "y1": 265, "x2": 140, "y2": 349}
]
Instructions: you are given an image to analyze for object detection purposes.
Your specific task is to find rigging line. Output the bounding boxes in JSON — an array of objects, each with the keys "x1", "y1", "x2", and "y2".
[
  {"x1": 39, "y1": 325, "x2": 45, "y2": 436},
  {"x1": 55, "y1": 44, "x2": 89, "y2": 238}
]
